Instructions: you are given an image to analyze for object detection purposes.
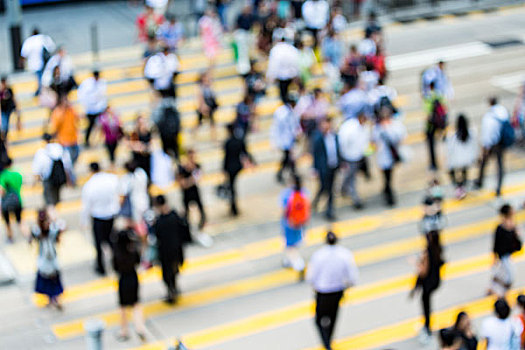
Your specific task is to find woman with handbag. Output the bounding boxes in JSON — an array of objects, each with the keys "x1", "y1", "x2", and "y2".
[
  {"x1": 488, "y1": 204, "x2": 523, "y2": 297},
  {"x1": 31, "y1": 209, "x2": 65, "y2": 310}
]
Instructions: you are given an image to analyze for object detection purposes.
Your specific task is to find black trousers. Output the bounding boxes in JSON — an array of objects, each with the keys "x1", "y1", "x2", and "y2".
[
  {"x1": 278, "y1": 79, "x2": 293, "y2": 103},
  {"x1": 161, "y1": 133, "x2": 179, "y2": 160},
  {"x1": 161, "y1": 258, "x2": 178, "y2": 296},
  {"x1": 92, "y1": 217, "x2": 114, "y2": 273},
  {"x1": 183, "y1": 189, "x2": 206, "y2": 229},
  {"x1": 105, "y1": 142, "x2": 117, "y2": 163},
  {"x1": 313, "y1": 167, "x2": 337, "y2": 216},
  {"x1": 477, "y1": 145, "x2": 504, "y2": 196},
  {"x1": 85, "y1": 113, "x2": 101, "y2": 146},
  {"x1": 426, "y1": 129, "x2": 438, "y2": 170},
  {"x1": 277, "y1": 150, "x2": 296, "y2": 181},
  {"x1": 383, "y1": 168, "x2": 394, "y2": 206},
  {"x1": 227, "y1": 170, "x2": 240, "y2": 215},
  {"x1": 449, "y1": 167, "x2": 467, "y2": 187},
  {"x1": 421, "y1": 289, "x2": 434, "y2": 334},
  {"x1": 315, "y1": 290, "x2": 344, "y2": 350}
]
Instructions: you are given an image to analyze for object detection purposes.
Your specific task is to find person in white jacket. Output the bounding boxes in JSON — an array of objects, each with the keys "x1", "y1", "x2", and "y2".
[
  {"x1": 144, "y1": 46, "x2": 180, "y2": 98},
  {"x1": 446, "y1": 114, "x2": 478, "y2": 199},
  {"x1": 119, "y1": 160, "x2": 150, "y2": 231},
  {"x1": 475, "y1": 97, "x2": 510, "y2": 197},
  {"x1": 266, "y1": 32, "x2": 299, "y2": 104},
  {"x1": 77, "y1": 70, "x2": 107, "y2": 147}
]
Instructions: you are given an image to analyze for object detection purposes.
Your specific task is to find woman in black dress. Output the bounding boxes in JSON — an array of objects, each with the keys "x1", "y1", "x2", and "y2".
[
  {"x1": 129, "y1": 116, "x2": 152, "y2": 179},
  {"x1": 411, "y1": 230, "x2": 444, "y2": 344},
  {"x1": 112, "y1": 229, "x2": 146, "y2": 342},
  {"x1": 176, "y1": 149, "x2": 206, "y2": 230}
]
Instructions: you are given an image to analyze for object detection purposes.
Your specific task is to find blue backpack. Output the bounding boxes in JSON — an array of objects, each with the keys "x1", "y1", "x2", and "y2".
[{"x1": 499, "y1": 119, "x2": 515, "y2": 148}]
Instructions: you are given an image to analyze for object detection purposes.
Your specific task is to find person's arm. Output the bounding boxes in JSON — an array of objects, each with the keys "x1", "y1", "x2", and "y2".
[{"x1": 344, "y1": 252, "x2": 359, "y2": 288}]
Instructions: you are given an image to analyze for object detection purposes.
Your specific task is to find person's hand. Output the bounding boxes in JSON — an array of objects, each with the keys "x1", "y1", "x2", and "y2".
[{"x1": 16, "y1": 113, "x2": 22, "y2": 131}]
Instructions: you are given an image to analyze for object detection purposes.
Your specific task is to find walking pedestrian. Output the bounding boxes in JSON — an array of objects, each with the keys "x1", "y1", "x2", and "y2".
[
  {"x1": 0, "y1": 158, "x2": 24, "y2": 243},
  {"x1": 266, "y1": 33, "x2": 300, "y2": 103},
  {"x1": 234, "y1": 93, "x2": 256, "y2": 140},
  {"x1": 302, "y1": 0, "x2": 330, "y2": 51},
  {"x1": 223, "y1": 123, "x2": 254, "y2": 216},
  {"x1": 337, "y1": 77, "x2": 370, "y2": 121},
  {"x1": 420, "y1": 196, "x2": 445, "y2": 238},
  {"x1": 424, "y1": 81, "x2": 448, "y2": 171},
  {"x1": 475, "y1": 97, "x2": 513, "y2": 197},
  {"x1": 307, "y1": 231, "x2": 359, "y2": 350},
  {"x1": 422, "y1": 61, "x2": 453, "y2": 100},
  {"x1": 311, "y1": 118, "x2": 339, "y2": 220},
  {"x1": 82, "y1": 162, "x2": 120, "y2": 275},
  {"x1": 42, "y1": 46, "x2": 77, "y2": 96},
  {"x1": 511, "y1": 83, "x2": 525, "y2": 139},
  {"x1": 157, "y1": 14, "x2": 185, "y2": 52},
  {"x1": 177, "y1": 149, "x2": 206, "y2": 230},
  {"x1": 98, "y1": 106, "x2": 123, "y2": 167},
  {"x1": 481, "y1": 298, "x2": 523, "y2": 350},
  {"x1": 234, "y1": 4, "x2": 257, "y2": 75},
  {"x1": 411, "y1": 231, "x2": 444, "y2": 344},
  {"x1": 196, "y1": 71, "x2": 219, "y2": 139},
  {"x1": 516, "y1": 295, "x2": 525, "y2": 349},
  {"x1": 281, "y1": 175, "x2": 310, "y2": 278},
  {"x1": 136, "y1": 5, "x2": 165, "y2": 43},
  {"x1": 372, "y1": 106, "x2": 406, "y2": 206},
  {"x1": 50, "y1": 95, "x2": 80, "y2": 165},
  {"x1": 488, "y1": 204, "x2": 522, "y2": 297},
  {"x1": 151, "y1": 97, "x2": 180, "y2": 159},
  {"x1": 152, "y1": 195, "x2": 190, "y2": 303},
  {"x1": 0, "y1": 76, "x2": 21, "y2": 139},
  {"x1": 198, "y1": 8, "x2": 222, "y2": 67},
  {"x1": 447, "y1": 114, "x2": 477, "y2": 199},
  {"x1": 338, "y1": 113, "x2": 369, "y2": 209},
  {"x1": 119, "y1": 161, "x2": 150, "y2": 233},
  {"x1": 32, "y1": 133, "x2": 73, "y2": 217},
  {"x1": 271, "y1": 95, "x2": 301, "y2": 184},
  {"x1": 452, "y1": 312, "x2": 478, "y2": 350},
  {"x1": 129, "y1": 116, "x2": 153, "y2": 179},
  {"x1": 438, "y1": 328, "x2": 462, "y2": 350},
  {"x1": 77, "y1": 70, "x2": 107, "y2": 147},
  {"x1": 144, "y1": 46, "x2": 180, "y2": 98},
  {"x1": 31, "y1": 209, "x2": 65, "y2": 310},
  {"x1": 112, "y1": 229, "x2": 146, "y2": 342},
  {"x1": 20, "y1": 28, "x2": 56, "y2": 96}
]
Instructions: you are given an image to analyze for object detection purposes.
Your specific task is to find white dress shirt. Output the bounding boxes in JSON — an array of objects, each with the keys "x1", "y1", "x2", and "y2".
[
  {"x1": 302, "y1": 0, "x2": 330, "y2": 30},
  {"x1": 307, "y1": 245, "x2": 359, "y2": 293},
  {"x1": 266, "y1": 42, "x2": 300, "y2": 81},
  {"x1": 481, "y1": 104, "x2": 509, "y2": 148},
  {"x1": 372, "y1": 120, "x2": 407, "y2": 170},
  {"x1": 82, "y1": 172, "x2": 120, "y2": 221},
  {"x1": 271, "y1": 104, "x2": 300, "y2": 151},
  {"x1": 21, "y1": 34, "x2": 56, "y2": 72},
  {"x1": 144, "y1": 52, "x2": 180, "y2": 90},
  {"x1": 32, "y1": 143, "x2": 73, "y2": 180},
  {"x1": 357, "y1": 38, "x2": 376, "y2": 57},
  {"x1": 360, "y1": 70, "x2": 379, "y2": 92},
  {"x1": 337, "y1": 88, "x2": 370, "y2": 120},
  {"x1": 78, "y1": 77, "x2": 107, "y2": 115},
  {"x1": 421, "y1": 65, "x2": 453, "y2": 99},
  {"x1": 338, "y1": 118, "x2": 370, "y2": 162}
]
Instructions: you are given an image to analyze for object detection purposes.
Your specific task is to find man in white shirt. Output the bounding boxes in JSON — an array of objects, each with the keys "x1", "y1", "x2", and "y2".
[
  {"x1": 475, "y1": 97, "x2": 510, "y2": 197},
  {"x1": 271, "y1": 96, "x2": 301, "y2": 183},
  {"x1": 302, "y1": 0, "x2": 330, "y2": 49},
  {"x1": 82, "y1": 162, "x2": 120, "y2": 275},
  {"x1": 337, "y1": 77, "x2": 371, "y2": 120},
  {"x1": 20, "y1": 28, "x2": 56, "y2": 96},
  {"x1": 32, "y1": 133, "x2": 73, "y2": 217},
  {"x1": 421, "y1": 61, "x2": 453, "y2": 100},
  {"x1": 338, "y1": 113, "x2": 369, "y2": 209},
  {"x1": 144, "y1": 46, "x2": 180, "y2": 98},
  {"x1": 77, "y1": 71, "x2": 107, "y2": 147},
  {"x1": 307, "y1": 231, "x2": 359, "y2": 350},
  {"x1": 266, "y1": 33, "x2": 300, "y2": 103},
  {"x1": 481, "y1": 298, "x2": 523, "y2": 350}
]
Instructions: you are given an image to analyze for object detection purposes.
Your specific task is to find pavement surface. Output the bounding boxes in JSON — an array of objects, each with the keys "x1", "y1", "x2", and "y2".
[{"x1": 0, "y1": 3, "x2": 525, "y2": 350}]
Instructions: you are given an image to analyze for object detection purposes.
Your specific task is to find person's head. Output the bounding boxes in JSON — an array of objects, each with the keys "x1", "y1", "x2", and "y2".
[
  {"x1": 494, "y1": 298, "x2": 511, "y2": 320},
  {"x1": 377, "y1": 105, "x2": 393, "y2": 123},
  {"x1": 318, "y1": 117, "x2": 332, "y2": 135},
  {"x1": 3, "y1": 157, "x2": 12, "y2": 169},
  {"x1": 429, "y1": 81, "x2": 435, "y2": 91},
  {"x1": 243, "y1": 93, "x2": 254, "y2": 105},
  {"x1": 32, "y1": 28, "x2": 40, "y2": 36},
  {"x1": 145, "y1": 4, "x2": 154, "y2": 14},
  {"x1": 456, "y1": 114, "x2": 469, "y2": 142},
  {"x1": 226, "y1": 122, "x2": 236, "y2": 136},
  {"x1": 453, "y1": 311, "x2": 471, "y2": 332},
  {"x1": 43, "y1": 132, "x2": 53, "y2": 143},
  {"x1": 357, "y1": 113, "x2": 368, "y2": 125},
  {"x1": 242, "y1": 4, "x2": 252, "y2": 14},
  {"x1": 344, "y1": 76, "x2": 357, "y2": 92},
  {"x1": 368, "y1": 11, "x2": 377, "y2": 22},
  {"x1": 114, "y1": 229, "x2": 134, "y2": 252},
  {"x1": 438, "y1": 60, "x2": 445, "y2": 70},
  {"x1": 161, "y1": 45, "x2": 170, "y2": 55},
  {"x1": 56, "y1": 93, "x2": 68, "y2": 107},
  {"x1": 439, "y1": 328, "x2": 462, "y2": 350},
  {"x1": 350, "y1": 44, "x2": 357, "y2": 54},
  {"x1": 326, "y1": 231, "x2": 338, "y2": 245},
  {"x1": 52, "y1": 65, "x2": 61, "y2": 78},
  {"x1": 93, "y1": 70, "x2": 100, "y2": 80},
  {"x1": 57, "y1": 46, "x2": 66, "y2": 57},
  {"x1": 89, "y1": 162, "x2": 100, "y2": 174},
  {"x1": 499, "y1": 203, "x2": 514, "y2": 221},
  {"x1": 489, "y1": 96, "x2": 498, "y2": 107},
  {"x1": 37, "y1": 208, "x2": 51, "y2": 235},
  {"x1": 124, "y1": 160, "x2": 137, "y2": 173},
  {"x1": 153, "y1": 194, "x2": 169, "y2": 213},
  {"x1": 136, "y1": 115, "x2": 148, "y2": 131},
  {"x1": 0, "y1": 76, "x2": 7, "y2": 88},
  {"x1": 313, "y1": 88, "x2": 323, "y2": 99},
  {"x1": 186, "y1": 148, "x2": 196, "y2": 162},
  {"x1": 199, "y1": 71, "x2": 211, "y2": 85},
  {"x1": 166, "y1": 13, "x2": 176, "y2": 24},
  {"x1": 292, "y1": 175, "x2": 302, "y2": 191},
  {"x1": 517, "y1": 295, "x2": 525, "y2": 313},
  {"x1": 286, "y1": 92, "x2": 299, "y2": 107}
]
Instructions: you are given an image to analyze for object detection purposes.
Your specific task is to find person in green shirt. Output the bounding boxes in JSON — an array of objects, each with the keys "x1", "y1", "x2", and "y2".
[{"x1": 0, "y1": 158, "x2": 24, "y2": 242}]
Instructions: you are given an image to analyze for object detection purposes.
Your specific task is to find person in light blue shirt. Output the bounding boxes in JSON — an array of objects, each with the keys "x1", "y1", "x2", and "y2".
[{"x1": 337, "y1": 77, "x2": 371, "y2": 120}]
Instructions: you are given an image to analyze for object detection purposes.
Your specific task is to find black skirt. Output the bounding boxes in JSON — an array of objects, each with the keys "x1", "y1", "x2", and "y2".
[{"x1": 118, "y1": 271, "x2": 139, "y2": 307}]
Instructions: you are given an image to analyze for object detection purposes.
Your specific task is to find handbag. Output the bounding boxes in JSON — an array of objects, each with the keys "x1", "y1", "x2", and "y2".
[
  {"x1": 38, "y1": 88, "x2": 57, "y2": 109},
  {"x1": 512, "y1": 231, "x2": 522, "y2": 253}
]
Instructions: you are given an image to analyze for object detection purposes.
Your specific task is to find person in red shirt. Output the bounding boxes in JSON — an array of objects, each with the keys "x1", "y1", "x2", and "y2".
[{"x1": 136, "y1": 5, "x2": 164, "y2": 42}]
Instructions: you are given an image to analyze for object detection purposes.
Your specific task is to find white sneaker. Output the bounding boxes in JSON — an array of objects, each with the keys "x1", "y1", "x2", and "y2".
[
  {"x1": 195, "y1": 233, "x2": 213, "y2": 248},
  {"x1": 417, "y1": 328, "x2": 431, "y2": 345}
]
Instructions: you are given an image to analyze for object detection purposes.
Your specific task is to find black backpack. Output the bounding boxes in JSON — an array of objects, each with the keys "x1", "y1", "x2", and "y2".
[
  {"x1": 49, "y1": 159, "x2": 67, "y2": 188},
  {"x1": 158, "y1": 106, "x2": 180, "y2": 137},
  {"x1": 42, "y1": 46, "x2": 51, "y2": 66}
]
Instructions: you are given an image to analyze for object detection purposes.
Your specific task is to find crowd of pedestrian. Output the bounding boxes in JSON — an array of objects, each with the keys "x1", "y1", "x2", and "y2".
[{"x1": 0, "y1": 0, "x2": 524, "y2": 348}]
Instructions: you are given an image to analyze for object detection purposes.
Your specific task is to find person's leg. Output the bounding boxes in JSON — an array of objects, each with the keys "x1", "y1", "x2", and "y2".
[
  {"x1": 92, "y1": 218, "x2": 106, "y2": 274},
  {"x1": 449, "y1": 169, "x2": 457, "y2": 187},
  {"x1": 194, "y1": 192, "x2": 206, "y2": 230},
  {"x1": 383, "y1": 168, "x2": 394, "y2": 206},
  {"x1": 315, "y1": 293, "x2": 332, "y2": 350},
  {"x1": 182, "y1": 194, "x2": 191, "y2": 222},
  {"x1": 495, "y1": 146, "x2": 504, "y2": 196},
  {"x1": 312, "y1": 173, "x2": 326, "y2": 213},
  {"x1": 132, "y1": 304, "x2": 146, "y2": 338},
  {"x1": 1, "y1": 111, "x2": 10, "y2": 138},
  {"x1": 229, "y1": 171, "x2": 239, "y2": 215},
  {"x1": 277, "y1": 150, "x2": 288, "y2": 182},
  {"x1": 348, "y1": 161, "x2": 362, "y2": 206},
  {"x1": 460, "y1": 167, "x2": 468, "y2": 188},
  {"x1": 35, "y1": 70, "x2": 43, "y2": 96},
  {"x1": 426, "y1": 129, "x2": 437, "y2": 170},
  {"x1": 106, "y1": 142, "x2": 117, "y2": 164},
  {"x1": 476, "y1": 148, "x2": 490, "y2": 188},
  {"x1": 278, "y1": 79, "x2": 291, "y2": 103},
  {"x1": 66, "y1": 145, "x2": 80, "y2": 165},
  {"x1": 84, "y1": 114, "x2": 98, "y2": 146},
  {"x1": 2, "y1": 210, "x2": 12, "y2": 242},
  {"x1": 325, "y1": 168, "x2": 336, "y2": 217},
  {"x1": 119, "y1": 307, "x2": 129, "y2": 338},
  {"x1": 161, "y1": 259, "x2": 176, "y2": 301},
  {"x1": 421, "y1": 290, "x2": 431, "y2": 334},
  {"x1": 325, "y1": 291, "x2": 343, "y2": 347}
]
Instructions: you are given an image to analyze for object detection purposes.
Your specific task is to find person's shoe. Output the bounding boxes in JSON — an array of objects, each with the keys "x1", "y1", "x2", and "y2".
[
  {"x1": 473, "y1": 180, "x2": 482, "y2": 190},
  {"x1": 94, "y1": 267, "x2": 106, "y2": 276},
  {"x1": 115, "y1": 333, "x2": 130, "y2": 342},
  {"x1": 164, "y1": 296, "x2": 175, "y2": 304},
  {"x1": 417, "y1": 328, "x2": 431, "y2": 345},
  {"x1": 298, "y1": 269, "x2": 305, "y2": 282},
  {"x1": 353, "y1": 202, "x2": 364, "y2": 211},
  {"x1": 281, "y1": 257, "x2": 292, "y2": 268},
  {"x1": 136, "y1": 332, "x2": 146, "y2": 342},
  {"x1": 324, "y1": 213, "x2": 336, "y2": 222}
]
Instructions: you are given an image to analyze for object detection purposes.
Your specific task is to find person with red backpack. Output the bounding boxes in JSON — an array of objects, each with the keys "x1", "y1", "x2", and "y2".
[
  {"x1": 280, "y1": 175, "x2": 310, "y2": 279},
  {"x1": 424, "y1": 81, "x2": 448, "y2": 171}
]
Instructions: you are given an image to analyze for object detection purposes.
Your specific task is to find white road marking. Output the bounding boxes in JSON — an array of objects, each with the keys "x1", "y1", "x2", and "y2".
[{"x1": 491, "y1": 71, "x2": 525, "y2": 93}]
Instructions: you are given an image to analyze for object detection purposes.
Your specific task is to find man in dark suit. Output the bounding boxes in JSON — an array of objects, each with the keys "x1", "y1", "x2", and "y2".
[
  {"x1": 312, "y1": 118, "x2": 340, "y2": 221},
  {"x1": 223, "y1": 123, "x2": 254, "y2": 216}
]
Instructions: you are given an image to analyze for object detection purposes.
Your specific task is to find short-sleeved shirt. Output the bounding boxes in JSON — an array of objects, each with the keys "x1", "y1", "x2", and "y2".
[
  {"x1": 50, "y1": 105, "x2": 79, "y2": 146},
  {"x1": 481, "y1": 316, "x2": 523, "y2": 350},
  {"x1": 0, "y1": 168, "x2": 23, "y2": 204}
]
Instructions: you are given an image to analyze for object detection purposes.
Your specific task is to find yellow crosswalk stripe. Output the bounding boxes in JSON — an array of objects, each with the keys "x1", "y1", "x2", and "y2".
[
  {"x1": 49, "y1": 210, "x2": 525, "y2": 340},
  {"x1": 133, "y1": 252, "x2": 525, "y2": 350}
]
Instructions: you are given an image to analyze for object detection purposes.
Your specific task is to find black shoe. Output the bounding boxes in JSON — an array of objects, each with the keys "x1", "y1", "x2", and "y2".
[
  {"x1": 94, "y1": 267, "x2": 106, "y2": 276},
  {"x1": 473, "y1": 180, "x2": 482, "y2": 190},
  {"x1": 324, "y1": 213, "x2": 336, "y2": 222},
  {"x1": 164, "y1": 296, "x2": 175, "y2": 304},
  {"x1": 353, "y1": 202, "x2": 364, "y2": 210}
]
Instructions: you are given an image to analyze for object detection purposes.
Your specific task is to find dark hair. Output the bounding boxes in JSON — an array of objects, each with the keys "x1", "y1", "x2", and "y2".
[
  {"x1": 517, "y1": 294, "x2": 525, "y2": 308},
  {"x1": 453, "y1": 311, "x2": 467, "y2": 330},
  {"x1": 429, "y1": 81, "x2": 435, "y2": 90},
  {"x1": 32, "y1": 28, "x2": 40, "y2": 36},
  {"x1": 89, "y1": 162, "x2": 100, "y2": 173},
  {"x1": 4, "y1": 157, "x2": 12, "y2": 167},
  {"x1": 43, "y1": 133, "x2": 53, "y2": 142},
  {"x1": 293, "y1": 175, "x2": 302, "y2": 191},
  {"x1": 326, "y1": 231, "x2": 337, "y2": 245},
  {"x1": 489, "y1": 96, "x2": 498, "y2": 106},
  {"x1": 499, "y1": 203, "x2": 513, "y2": 217},
  {"x1": 0, "y1": 76, "x2": 6, "y2": 83},
  {"x1": 37, "y1": 209, "x2": 50, "y2": 238},
  {"x1": 495, "y1": 298, "x2": 511, "y2": 319},
  {"x1": 93, "y1": 70, "x2": 100, "y2": 79},
  {"x1": 439, "y1": 328, "x2": 461, "y2": 347},
  {"x1": 226, "y1": 122, "x2": 236, "y2": 135},
  {"x1": 154, "y1": 194, "x2": 167, "y2": 207},
  {"x1": 456, "y1": 114, "x2": 470, "y2": 143},
  {"x1": 124, "y1": 160, "x2": 137, "y2": 173}
]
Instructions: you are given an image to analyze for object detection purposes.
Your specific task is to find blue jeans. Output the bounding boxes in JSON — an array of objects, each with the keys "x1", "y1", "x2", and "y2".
[
  {"x1": 65, "y1": 144, "x2": 80, "y2": 165},
  {"x1": 1, "y1": 111, "x2": 11, "y2": 135},
  {"x1": 36, "y1": 70, "x2": 44, "y2": 95}
]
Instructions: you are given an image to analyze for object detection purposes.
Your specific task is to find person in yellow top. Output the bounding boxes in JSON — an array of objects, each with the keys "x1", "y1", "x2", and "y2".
[{"x1": 50, "y1": 95, "x2": 80, "y2": 164}]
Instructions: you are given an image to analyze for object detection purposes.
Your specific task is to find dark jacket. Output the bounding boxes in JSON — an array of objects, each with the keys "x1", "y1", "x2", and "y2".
[
  {"x1": 312, "y1": 130, "x2": 340, "y2": 175},
  {"x1": 154, "y1": 210, "x2": 190, "y2": 266},
  {"x1": 223, "y1": 136, "x2": 252, "y2": 175}
]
